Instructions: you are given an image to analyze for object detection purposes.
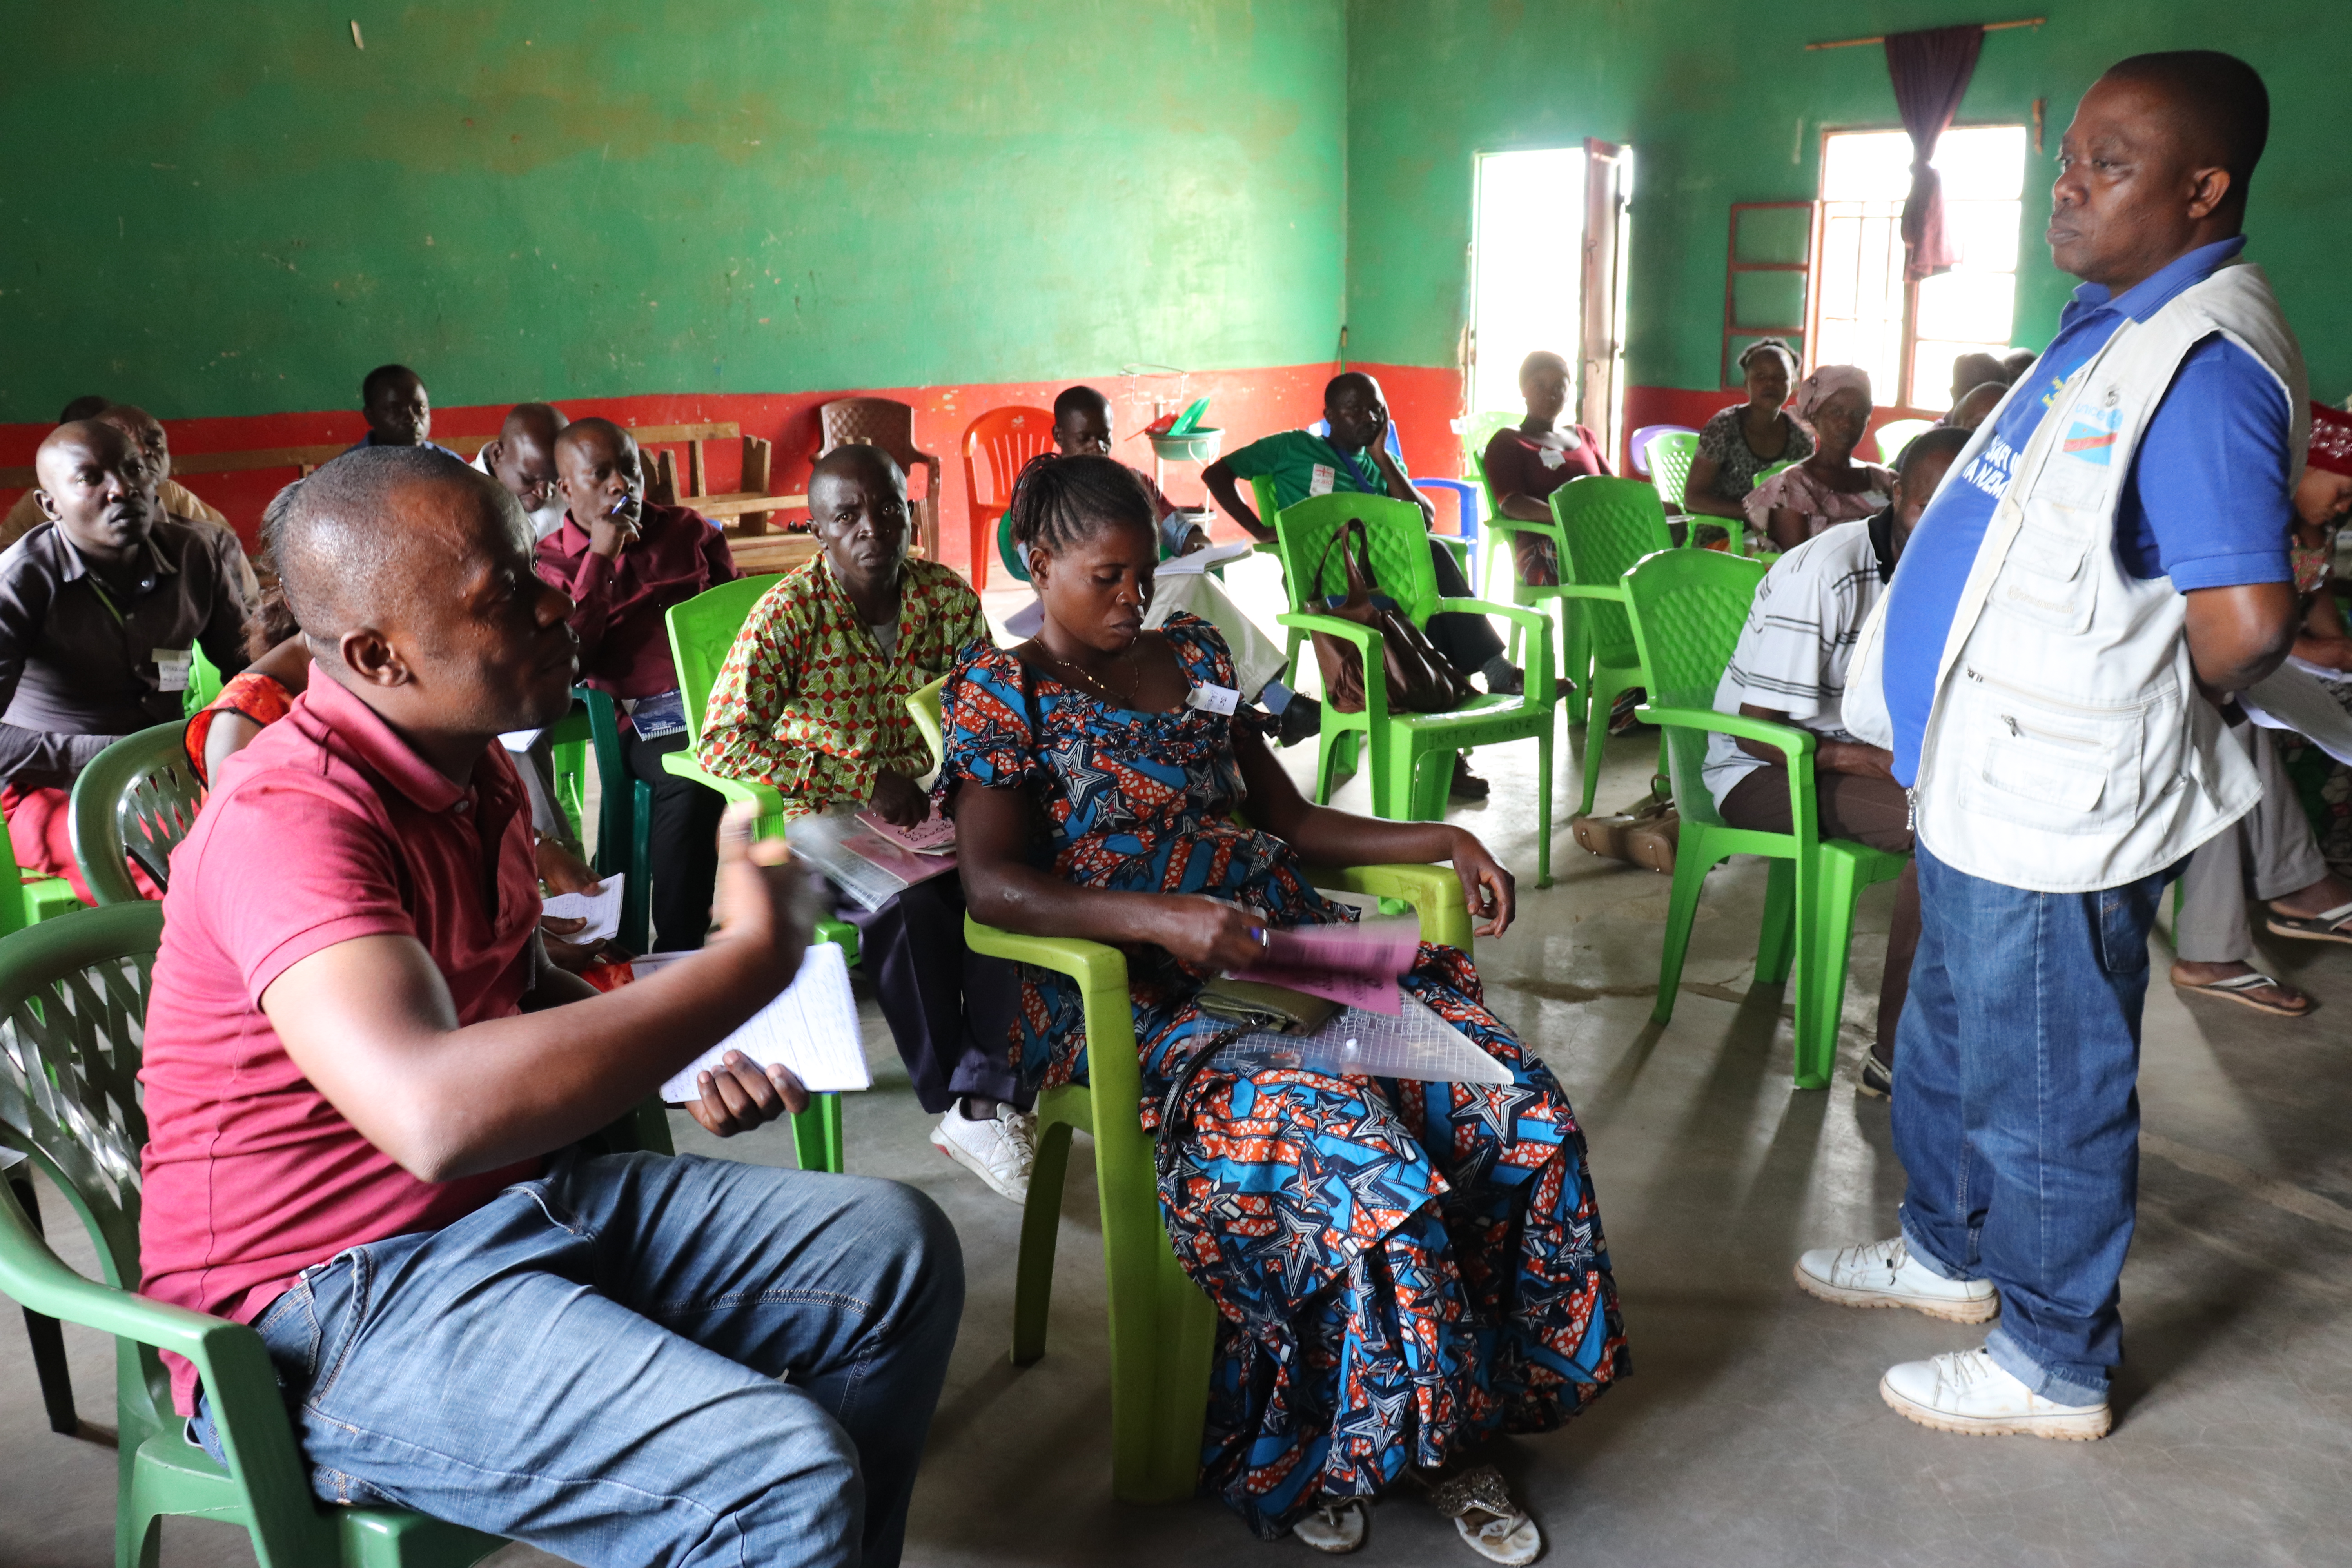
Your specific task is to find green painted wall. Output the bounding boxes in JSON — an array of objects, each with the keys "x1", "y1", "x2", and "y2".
[
  {"x1": 2, "y1": 1, "x2": 1345, "y2": 422},
  {"x1": 1345, "y1": 0, "x2": 2352, "y2": 401}
]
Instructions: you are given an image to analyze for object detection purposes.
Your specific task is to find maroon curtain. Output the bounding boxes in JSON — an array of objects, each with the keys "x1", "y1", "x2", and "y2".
[{"x1": 1884, "y1": 24, "x2": 1985, "y2": 281}]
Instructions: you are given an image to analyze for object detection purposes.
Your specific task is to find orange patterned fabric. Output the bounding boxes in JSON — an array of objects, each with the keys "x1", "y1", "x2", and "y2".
[
  {"x1": 694, "y1": 554, "x2": 990, "y2": 817},
  {"x1": 183, "y1": 672, "x2": 297, "y2": 786}
]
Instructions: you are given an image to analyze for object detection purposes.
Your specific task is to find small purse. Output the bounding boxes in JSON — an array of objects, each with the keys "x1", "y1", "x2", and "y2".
[
  {"x1": 1307, "y1": 518, "x2": 1470, "y2": 716},
  {"x1": 1195, "y1": 976, "x2": 1341, "y2": 1036}
]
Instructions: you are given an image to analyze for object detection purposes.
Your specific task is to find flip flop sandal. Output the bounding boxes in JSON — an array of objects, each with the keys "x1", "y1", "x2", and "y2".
[
  {"x1": 2265, "y1": 900, "x2": 2352, "y2": 945},
  {"x1": 2174, "y1": 969, "x2": 2313, "y2": 1017},
  {"x1": 1421, "y1": 1464, "x2": 1541, "y2": 1565},
  {"x1": 1292, "y1": 1499, "x2": 1367, "y2": 1554}
]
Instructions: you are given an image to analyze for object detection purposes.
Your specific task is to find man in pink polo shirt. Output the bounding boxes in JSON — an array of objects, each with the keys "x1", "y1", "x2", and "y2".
[{"x1": 138, "y1": 446, "x2": 960, "y2": 1568}]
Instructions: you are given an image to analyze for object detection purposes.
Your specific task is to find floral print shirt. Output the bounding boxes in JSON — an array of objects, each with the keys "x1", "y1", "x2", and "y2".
[{"x1": 694, "y1": 554, "x2": 990, "y2": 817}]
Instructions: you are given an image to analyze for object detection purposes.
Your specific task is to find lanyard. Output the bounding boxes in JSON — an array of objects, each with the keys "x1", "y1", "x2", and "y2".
[
  {"x1": 85, "y1": 575, "x2": 127, "y2": 627},
  {"x1": 1327, "y1": 441, "x2": 1378, "y2": 495}
]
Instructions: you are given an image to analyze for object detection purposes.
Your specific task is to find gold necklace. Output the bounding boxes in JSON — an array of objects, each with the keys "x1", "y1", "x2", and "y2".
[{"x1": 1037, "y1": 641, "x2": 1139, "y2": 701}]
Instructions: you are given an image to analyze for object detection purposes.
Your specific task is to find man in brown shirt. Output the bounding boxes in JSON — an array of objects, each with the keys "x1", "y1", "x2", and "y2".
[
  {"x1": 2, "y1": 401, "x2": 249, "y2": 585},
  {"x1": 0, "y1": 420, "x2": 251, "y2": 898}
]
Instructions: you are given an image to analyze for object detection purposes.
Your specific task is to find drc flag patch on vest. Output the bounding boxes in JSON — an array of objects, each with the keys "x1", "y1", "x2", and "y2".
[{"x1": 2062, "y1": 405, "x2": 2123, "y2": 466}]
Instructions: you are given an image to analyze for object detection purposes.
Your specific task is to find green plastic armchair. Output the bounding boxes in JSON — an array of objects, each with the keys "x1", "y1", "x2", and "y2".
[
  {"x1": 1645, "y1": 429, "x2": 1700, "y2": 517},
  {"x1": 1268, "y1": 492, "x2": 1557, "y2": 887},
  {"x1": 909, "y1": 678, "x2": 1475, "y2": 1501},
  {"x1": 1475, "y1": 456, "x2": 1584, "y2": 730},
  {"x1": 71, "y1": 722, "x2": 204, "y2": 904},
  {"x1": 0, "y1": 904, "x2": 513, "y2": 1568},
  {"x1": 544, "y1": 686, "x2": 653, "y2": 951},
  {"x1": 1619, "y1": 548, "x2": 1909, "y2": 1088},
  {"x1": 1550, "y1": 477, "x2": 1674, "y2": 817},
  {"x1": 659, "y1": 572, "x2": 854, "y2": 1176}
]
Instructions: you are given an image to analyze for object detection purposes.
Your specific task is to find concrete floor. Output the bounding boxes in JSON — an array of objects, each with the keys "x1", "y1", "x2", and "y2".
[{"x1": 9, "y1": 556, "x2": 2352, "y2": 1565}]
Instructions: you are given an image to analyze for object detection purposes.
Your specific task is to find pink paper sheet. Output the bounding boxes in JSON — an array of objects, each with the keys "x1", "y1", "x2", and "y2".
[
  {"x1": 856, "y1": 807, "x2": 957, "y2": 855},
  {"x1": 1229, "y1": 916, "x2": 1421, "y2": 1016}
]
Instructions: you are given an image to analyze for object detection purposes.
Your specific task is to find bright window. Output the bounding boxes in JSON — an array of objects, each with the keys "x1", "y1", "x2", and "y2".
[{"x1": 1811, "y1": 125, "x2": 2027, "y2": 412}]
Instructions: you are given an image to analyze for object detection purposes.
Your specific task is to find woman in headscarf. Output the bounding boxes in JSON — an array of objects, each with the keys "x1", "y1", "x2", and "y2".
[
  {"x1": 1683, "y1": 339, "x2": 1812, "y2": 526},
  {"x1": 1746, "y1": 365, "x2": 1893, "y2": 552}
]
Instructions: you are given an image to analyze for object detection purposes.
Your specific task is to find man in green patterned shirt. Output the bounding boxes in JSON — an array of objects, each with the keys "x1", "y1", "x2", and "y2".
[{"x1": 697, "y1": 446, "x2": 1033, "y2": 1200}]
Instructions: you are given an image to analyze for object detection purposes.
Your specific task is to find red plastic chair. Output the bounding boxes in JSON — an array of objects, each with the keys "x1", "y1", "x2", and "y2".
[{"x1": 960, "y1": 406, "x2": 1054, "y2": 591}]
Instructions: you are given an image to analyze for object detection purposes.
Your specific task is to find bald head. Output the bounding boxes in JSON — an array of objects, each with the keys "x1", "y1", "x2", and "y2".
[
  {"x1": 1949, "y1": 353, "x2": 2005, "y2": 403},
  {"x1": 266, "y1": 446, "x2": 575, "y2": 742},
  {"x1": 269, "y1": 448, "x2": 515, "y2": 644},
  {"x1": 812, "y1": 443, "x2": 904, "y2": 495},
  {"x1": 1949, "y1": 380, "x2": 2007, "y2": 432},
  {"x1": 554, "y1": 417, "x2": 645, "y2": 538},
  {"x1": 482, "y1": 403, "x2": 568, "y2": 515},
  {"x1": 2102, "y1": 52, "x2": 2268, "y2": 214},
  {"x1": 1052, "y1": 387, "x2": 1113, "y2": 458},
  {"x1": 1323, "y1": 372, "x2": 1389, "y2": 455}
]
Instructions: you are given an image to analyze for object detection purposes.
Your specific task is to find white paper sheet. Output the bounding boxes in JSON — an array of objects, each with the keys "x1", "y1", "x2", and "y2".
[
  {"x1": 1154, "y1": 538, "x2": 1257, "y2": 576},
  {"x1": 1214, "y1": 994, "x2": 1513, "y2": 1085},
  {"x1": 649, "y1": 942, "x2": 871, "y2": 1099},
  {"x1": 2241, "y1": 664, "x2": 2352, "y2": 766},
  {"x1": 541, "y1": 875, "x2": 624, "y2": 944}
]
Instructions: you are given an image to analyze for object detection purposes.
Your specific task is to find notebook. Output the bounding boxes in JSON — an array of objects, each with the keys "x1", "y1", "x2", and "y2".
[{"x1": 644, "y1": 941, "x2": 872, "y2": 1099}]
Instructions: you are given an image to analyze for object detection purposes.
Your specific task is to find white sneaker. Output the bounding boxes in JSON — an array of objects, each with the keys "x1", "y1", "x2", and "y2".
[
  {"x1": 929, "y1": 1105, "x2": 1035, "y2": 1204},
  {"x1": 1793, "y1": 1235, "x2": 1999, "y2": 1323},
  {"x1": 1880, "y1": 1348, "x2": 2112, "y2": 1440}
]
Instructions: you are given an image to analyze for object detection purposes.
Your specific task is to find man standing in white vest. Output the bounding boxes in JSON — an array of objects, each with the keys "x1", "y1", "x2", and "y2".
[{"x1": 1794, "y1": 53, "x2": 2305, "y2": 1439}]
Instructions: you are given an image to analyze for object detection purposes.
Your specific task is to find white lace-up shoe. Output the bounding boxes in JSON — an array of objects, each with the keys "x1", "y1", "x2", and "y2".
[
  {"x1": 929, "y1": 1106, "x2": 1036, "y2": 1204},
  {"x1": 1793, "y1": 1235, "x2": 1999, "y2": 1323},
  {"x1": 1880, "y1": 1348, "x2": 2112, "y2": 1439}
]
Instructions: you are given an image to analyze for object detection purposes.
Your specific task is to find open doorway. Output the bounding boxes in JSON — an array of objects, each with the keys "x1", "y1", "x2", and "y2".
[{"x1": 1470, "y1": 143, "x2": 1632, "y2": 456}]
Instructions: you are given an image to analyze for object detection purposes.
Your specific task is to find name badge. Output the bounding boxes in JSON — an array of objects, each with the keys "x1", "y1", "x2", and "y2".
[
  {"x1": 1184, "y1": 682, "x2": 1241, "y2": 716},
  {"x1": 154, "y1": 647, "x2": 192, "y2": 693},
  {"x1": 1539, "y1": 447, "x2": 1567, "y2": 470},
  {"x1": 628, "y1": 688, "x2": 690, "y2": 739},
  {"x1": 1309, "y1": 463, "x2": 1336, "y2": 496}
]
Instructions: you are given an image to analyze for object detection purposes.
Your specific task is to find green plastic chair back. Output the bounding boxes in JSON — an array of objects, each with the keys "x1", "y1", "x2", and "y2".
[
  {"x1": 0, "y1": 903, "x2": 513, "y2": 1568},
  {"x1": 1872, "y1": 417, "x2": 1937, "y2": 466},
  {"x1": 71, "y1": 722, "x2": 204, "y2": 904},
  {"x1": 1552, "y1": 477, "x2": 1673, "y2": 659},
  {"x1": 1620, "y1": 549, "x2": 1768, "y2": 831},
  {"x1": 665, "y1": 575, "x2": 787, "y2": 752},
  {"x1": 1459, "y1": 410, "x2": 1519, "y2": 470},
  {"x1": 1619, "y1": 548, "x2": 1907, "y2": 1088},
  {"x1": 1646, "y1": 430, "x2": 1700, "y2": 513},
  {"x1": 1270, "y1": 492, "x2": 1443, "y2": 628}
]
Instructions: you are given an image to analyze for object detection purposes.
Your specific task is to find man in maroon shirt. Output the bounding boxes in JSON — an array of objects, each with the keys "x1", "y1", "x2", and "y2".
[
  {"x1": 140, "y1": 447, "x2": 959, "y2": 1567},
  {"x1": 537, "y1": 417, "x2": 738, "y2": 950}
]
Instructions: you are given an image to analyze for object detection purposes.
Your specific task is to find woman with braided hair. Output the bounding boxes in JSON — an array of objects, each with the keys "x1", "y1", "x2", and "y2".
[{"x1": 940, "y1": 455, "x2": 1627, "y2": 1561}]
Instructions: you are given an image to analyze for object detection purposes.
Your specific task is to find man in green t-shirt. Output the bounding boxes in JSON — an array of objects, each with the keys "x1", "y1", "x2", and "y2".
[{"x1": 1203, "y1": 372, "x2": 1518, "y2": 799}]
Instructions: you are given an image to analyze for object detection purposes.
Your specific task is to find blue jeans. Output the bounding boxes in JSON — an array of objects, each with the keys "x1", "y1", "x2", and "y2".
[
  {"x1": 1892, "y1": 840, "x2": 2174, "y2": 1406},
  {"x1": 193, "y1": 1151, "x2": 962, "y2": 1568}
]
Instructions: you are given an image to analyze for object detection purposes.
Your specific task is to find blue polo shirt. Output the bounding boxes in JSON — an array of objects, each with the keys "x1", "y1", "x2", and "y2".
[{"x1": 1881, "y1": 236, "x2": 2293, "y2": 786}]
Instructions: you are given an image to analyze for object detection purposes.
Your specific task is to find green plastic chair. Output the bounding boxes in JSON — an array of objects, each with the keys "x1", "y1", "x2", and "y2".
[
  {"x1": 1476, "y1": 457, "x2": 1586, "y2": 731},
  {"x1": 1269, "y1": 492, "x2": 1557, "y2": 887},
  {"x1": 71, "y1": 723, "x2": 203, "y2": 904},
  {"x1": 1620, "y1": 548, "x2": 1909, "y2": 1088},
  {"x1": 1550, "y1": 478, "x2": 1673, "y2": 817},
  {"x1": 1872, "y1": 417, "x2": 1936, "y2": 466},
  {"x1": 907, "y1": 678, "x2": 1477, "y2": 1501},
  {"x1": 1645, "y1": 430, "x2": 1700, "y2": 517},
  {"x1": 661, "y1": 573, "x2": 859, "y2": 1177},
  {"x1": 0, "y1": 902, "x2": 675, "y2": 1568},
  {"x1": 544, "y1": 686, "x2": 652, "y2": 951},
  {"x1": 0, "y1": 797, "x2": 80, "y2": 930}
]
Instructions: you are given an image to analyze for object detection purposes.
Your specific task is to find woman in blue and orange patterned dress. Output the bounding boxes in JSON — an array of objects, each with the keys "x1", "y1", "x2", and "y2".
[{"x1": 940, "y1": 456, "x2": 1626, "y2": 1562}]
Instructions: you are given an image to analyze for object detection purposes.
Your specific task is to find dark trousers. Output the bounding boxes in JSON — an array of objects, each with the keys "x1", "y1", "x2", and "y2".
[
  {"x1": 836, "y1": 875, "x2": 1026, "y2": 1116},
  {"x1": 1425, "y1": 538, "x2": 1505, "y2": 679},
  {"x1": 621, "y1": 727, "x2": 726, "y2": 953},
  {"x1": 1717, "y1": 764, "x2": 1921, "y2": 1062}
]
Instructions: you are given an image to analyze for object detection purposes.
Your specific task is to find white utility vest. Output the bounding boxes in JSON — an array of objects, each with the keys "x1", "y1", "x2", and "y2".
[{"x1": 1845, "y1": 260, "x2": 2308, "y2": 894}]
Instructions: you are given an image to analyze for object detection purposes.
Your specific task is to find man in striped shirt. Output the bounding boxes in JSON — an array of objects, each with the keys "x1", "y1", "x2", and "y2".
[{"x1": 1705, "y1": 426, "x2": 1969, "y2": 1095}]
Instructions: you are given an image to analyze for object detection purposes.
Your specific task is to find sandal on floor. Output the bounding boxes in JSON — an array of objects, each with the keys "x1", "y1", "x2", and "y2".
[
  {"x1": 1292, "y1": 1499, "x2": 1367, "y2": 1554},
  {"x1": 1421, "y1": 1464, "x2": 1541, "y2": 1565},
  {"x1": 2172, "y1": 968, "x2": 2313, "y2": 1017},
  {"x1": 2265, "y1": 900, "x2": 2352, "y2": 944}
]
